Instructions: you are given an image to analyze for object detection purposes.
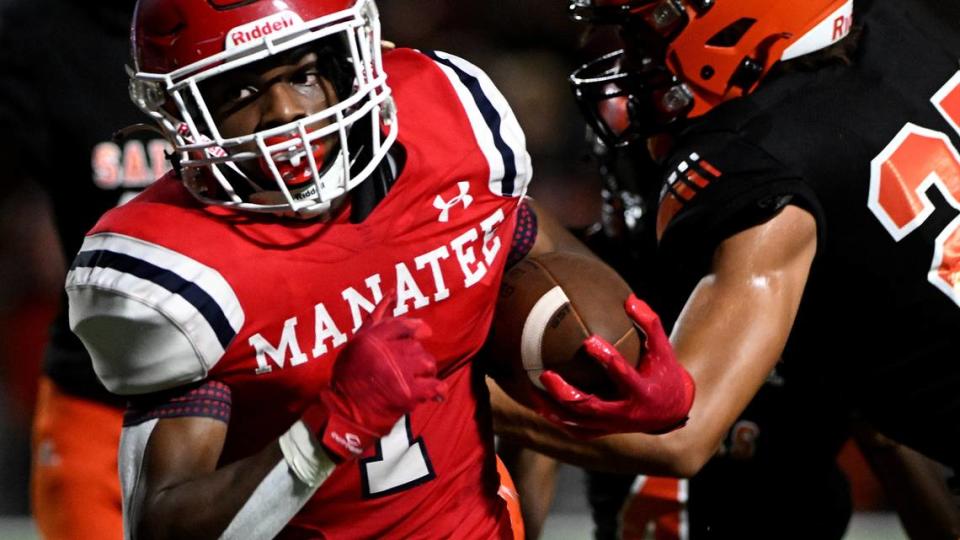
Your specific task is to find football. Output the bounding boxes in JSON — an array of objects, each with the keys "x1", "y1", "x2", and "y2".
[{"x1": 485, "y1": 251, "x2": 642, "y2": 408}]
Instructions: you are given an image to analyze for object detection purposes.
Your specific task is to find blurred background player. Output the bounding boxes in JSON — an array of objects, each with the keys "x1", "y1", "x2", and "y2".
[
  {"x1": 62, "y1": 0, "x2": 692, "y2": 537},
  {"x1": 0, "y1": 0, "x2": 168, "y2": 537},
  {"x1": 493, "y1": 0, "x2": 960, "y2": 537}
]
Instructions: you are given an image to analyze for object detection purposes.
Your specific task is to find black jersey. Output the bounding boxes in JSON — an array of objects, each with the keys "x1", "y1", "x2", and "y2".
[
  {"x1": 655, "y1": 0, "x2": 960, "y2": 468},
  {"x1": 685, "y1": 363, "x2": 852, "y2": 539},
  {"x1": 0, "y1": 0, "x2": 168, "y2": 403},
  {"x1": 583, "y1": 120, "x2": 853, "y2": 540},
  {"x1": 588, "y1": 363, "x2": 852, "y2": 540}
]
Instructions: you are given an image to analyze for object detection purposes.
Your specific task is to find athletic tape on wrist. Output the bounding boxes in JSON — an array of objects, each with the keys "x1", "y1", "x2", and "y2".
[{"x1": 279, "y1": 419, "x2": 336, "y2": 488}]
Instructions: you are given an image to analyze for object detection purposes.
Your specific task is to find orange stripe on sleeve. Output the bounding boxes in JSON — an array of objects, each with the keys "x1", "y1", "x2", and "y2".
[
  {"x1": 657, "y1": 193, "x2": 684, "y2": 241},
  {"x1": 684, "y1": 170, "x2": 711, "y2": 189},
  {"x1": 699, "y1": 159, "x2": 722, "y2": 178},
  {"x1": 673, "y1": 181, "x2": 697, "y2": 201}
]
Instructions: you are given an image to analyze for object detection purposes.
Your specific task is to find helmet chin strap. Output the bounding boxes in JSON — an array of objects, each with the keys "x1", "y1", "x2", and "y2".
[
  {"x1": 247, "y1": 149, "x2": 354, "y2": 219},
  {"x1": 248, "y1": 191, "x2": 344, "y2": 220}
]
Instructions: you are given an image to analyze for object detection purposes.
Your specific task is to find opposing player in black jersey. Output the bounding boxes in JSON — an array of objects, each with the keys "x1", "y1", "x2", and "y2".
[
  {"x1": 504, "y1": 137, "x2": 857, "y2": 539},
  {"x1": 492, "y1": 0, "x2": 960, "y2": 535},
  {"x1": 0, "y1": 1, "x2": 167, "y2": 537},
  {"x1": 590, "y1": 145, "x2": 857, "y2": 540}
]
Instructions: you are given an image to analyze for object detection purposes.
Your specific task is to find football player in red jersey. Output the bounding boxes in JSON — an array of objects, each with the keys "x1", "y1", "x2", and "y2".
[
  {"x1": 493, "y1": 0, "x2": 960, "y2": 536},
  {"x1": 65, "y1": 1, "x2": 694, "y2": 538}
]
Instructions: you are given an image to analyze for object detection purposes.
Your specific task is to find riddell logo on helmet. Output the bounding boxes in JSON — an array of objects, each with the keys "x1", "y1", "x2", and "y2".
[
  {"x1": 832, "y1": 12, "x2": 853, "y2": 41},
  {"x1": 226, "y1": 11, "x2": 305, "y2": 50},
  {"x1": 780, "y1": 0, "x2": 854, "y2": 61}
]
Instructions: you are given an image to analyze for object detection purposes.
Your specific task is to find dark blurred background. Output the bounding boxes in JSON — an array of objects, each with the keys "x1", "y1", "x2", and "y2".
[{"x1": 377, "y1": 0, "x2": 613, "y2": 227}]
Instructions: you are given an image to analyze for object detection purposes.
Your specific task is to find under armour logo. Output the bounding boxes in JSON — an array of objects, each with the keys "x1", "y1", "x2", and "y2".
[{"x1": 433, "y1": 181, "x2": 473, "y2": 222}]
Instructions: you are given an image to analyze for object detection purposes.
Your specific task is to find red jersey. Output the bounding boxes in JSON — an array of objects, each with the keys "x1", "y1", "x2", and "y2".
[{"x1": 66, "y1": 48, "x2": 532, "y2": 539}]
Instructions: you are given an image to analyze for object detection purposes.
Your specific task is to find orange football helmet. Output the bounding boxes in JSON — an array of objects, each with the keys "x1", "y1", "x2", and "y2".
[{"x1": 570, "y1": 0, "x2": 854, "y2": 146}]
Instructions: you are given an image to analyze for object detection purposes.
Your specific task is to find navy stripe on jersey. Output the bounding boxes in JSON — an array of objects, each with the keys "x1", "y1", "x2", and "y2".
[
  {"x1": 72, "y1": 250, "x2": 236, "y2": 349},
  {"x1": 422, "y1": 49, "x2": 518, "y2": 195}
]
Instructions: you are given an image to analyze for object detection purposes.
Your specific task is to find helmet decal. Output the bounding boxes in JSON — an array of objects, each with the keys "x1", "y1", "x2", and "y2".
[
  {"x1": 225, "y1": 11, "x2": 304, "y2": 49},
  {"x1": 782, "y1": 0, "x2": 853, "y2": 61}
]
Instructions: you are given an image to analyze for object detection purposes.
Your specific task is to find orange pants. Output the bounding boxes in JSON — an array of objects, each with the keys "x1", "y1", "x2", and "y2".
[
  {"x1": 621, "y1": 476, "x2": 686, "y2": 540},
  {"x1": 496, "y1": 455, "x2": 526, "y2": 540},
  {"x1": 31, "y1": 376, "x2": 124, "y2": 540}
]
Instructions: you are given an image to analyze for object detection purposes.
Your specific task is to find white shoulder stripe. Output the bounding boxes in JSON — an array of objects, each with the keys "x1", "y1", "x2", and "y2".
[
  {"x1": 67, "y1": 267, "x2": 229, "y2": 377},
  {"x1": 68, "y1": 233, "x2": 244, "y2": 337},
  {"x1": 66, "y1": 233, "x2": 244, "y2": 385},
  {"x1": 423, "y1": 50, "x2": 533, "y2": 198}
]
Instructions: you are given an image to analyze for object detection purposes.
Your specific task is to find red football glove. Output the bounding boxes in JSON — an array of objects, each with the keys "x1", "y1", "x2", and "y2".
[
  {"x1": 306, "y1": 295, "x2": 447, "y2": 461},
  {"x1": 534, "y1": 294, "x2": 695, "y2": 439}
]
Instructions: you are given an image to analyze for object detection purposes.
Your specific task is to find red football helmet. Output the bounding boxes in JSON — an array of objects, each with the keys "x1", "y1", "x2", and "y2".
[
  {"x1": 569, "y1": 0, "x2": 854, "y2": 147},
  {"x1": 129, "y1": 0, "x2": 397, "y2": 216}
]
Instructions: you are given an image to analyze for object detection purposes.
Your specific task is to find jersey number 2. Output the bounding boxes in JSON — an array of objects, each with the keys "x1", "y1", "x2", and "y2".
[
  {"x1": 360, "y1": 415, "x2": 435, "y2": 498},
  {"x1": 869, "y1": 71, "x2": 960, "y2": 307}
]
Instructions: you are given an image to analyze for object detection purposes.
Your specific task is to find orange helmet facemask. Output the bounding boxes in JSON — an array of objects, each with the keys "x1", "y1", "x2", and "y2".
[{"x1": 569, "y1": 0, "x2": 854, "y2": 147}]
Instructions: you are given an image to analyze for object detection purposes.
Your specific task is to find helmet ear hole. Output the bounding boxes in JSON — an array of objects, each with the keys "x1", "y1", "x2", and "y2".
[{"x1": 705, "y1": 18, "x2": 757, "y2": 48}]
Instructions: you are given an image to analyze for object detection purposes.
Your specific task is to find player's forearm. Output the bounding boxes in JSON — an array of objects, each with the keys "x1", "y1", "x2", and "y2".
[
  {"x1": 667, "y1": 205, "x2": 817, "y2": 463},
  {"x1": 492, "y1": 208, "x2": 818, "y2": 477},
  {"x1": 489, "y1": 377, "x2": 701, "y2": 476},
  {"x1": 138, "y1": 440, "x2": 287, "y2": 540},
  {"x1": 136, "y1": 417, "x2": 334, "y2": 540},
  {"x1": 488, "y1": 276, "x2": 795, "y2": 478},
  {"x1": 488, "y1": 275, "x2": 795, "y2": 476}
]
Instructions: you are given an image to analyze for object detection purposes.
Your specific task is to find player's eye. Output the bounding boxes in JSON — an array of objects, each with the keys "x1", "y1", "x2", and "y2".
[
  {"x1": 292, "y1": 68, "x2": 322, "y2": 88},
  {"x1": 225, "y1": 84, "x2": 259, "y2": 104},
  {"x1": 205, "y1": 78, "x2": 260, "y2": 116}
]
